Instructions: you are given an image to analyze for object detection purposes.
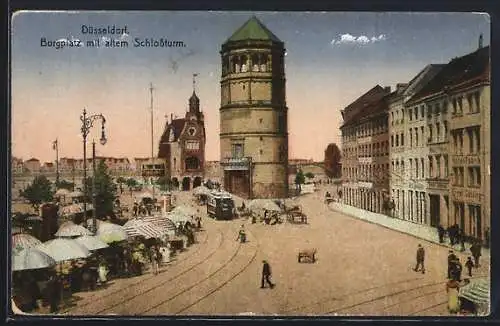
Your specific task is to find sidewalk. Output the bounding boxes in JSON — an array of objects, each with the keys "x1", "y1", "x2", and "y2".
[{"x1": 328, "y1": 202, "x2": 490, "y2": 258}]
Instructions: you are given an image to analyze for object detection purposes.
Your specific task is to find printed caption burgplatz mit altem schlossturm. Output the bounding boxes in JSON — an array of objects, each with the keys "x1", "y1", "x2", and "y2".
[{"x1": 40, "y1": 24, "x2": 187, "y2": 50}]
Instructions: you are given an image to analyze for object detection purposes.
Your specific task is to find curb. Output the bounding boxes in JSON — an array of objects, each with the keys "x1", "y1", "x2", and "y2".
[{"x1": 327, "y1": 203, "x2": 490, "y2": 258}]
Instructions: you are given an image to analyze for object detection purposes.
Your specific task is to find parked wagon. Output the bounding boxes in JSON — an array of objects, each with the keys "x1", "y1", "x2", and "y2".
[
  {"x1": 287, "y1": 210, "x2": 308, "y2": 224},
  {"x1": 298, "y1": 248, "x2": 317, "y2": 263}
]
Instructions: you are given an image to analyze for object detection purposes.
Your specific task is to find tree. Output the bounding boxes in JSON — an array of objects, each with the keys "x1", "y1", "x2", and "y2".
[
  {"x1": 85, "y1": 161, "x2": 117, "y2": 218},
  {"x1": 20, "y1": 175, "x2": 54, "y2": 210},
  {"x1": 294, "y1": 169, "x2": 305, "y2": 192},
  {"x1": 324, "y1": 143, "x2": 342, "y2": 178},
  {"x1": 126, "y1": 178, "x2": 138, "y2": 189},
  {"x1": 305, "y1": 172, "x2": 315, "y2": 179},
  {"x1": 56, "y1": 179, "x2": 74, "y2": 190},
  {"x1": 116, "y1": 176, "x2": 126, "y2": 184},
  {"x1": 156, "y1": 176, "x2": 171, "y2": 191}
]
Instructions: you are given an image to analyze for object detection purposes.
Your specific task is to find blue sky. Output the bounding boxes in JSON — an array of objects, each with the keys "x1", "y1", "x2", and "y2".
[{"x1": 11, "y1": 11, "x2": 490, "y2": 162}]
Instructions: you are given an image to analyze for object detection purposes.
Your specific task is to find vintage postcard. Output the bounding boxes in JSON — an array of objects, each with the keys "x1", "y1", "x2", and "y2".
[{"x1": 10, "y1": 11, "x2": 491, "y2": 317}]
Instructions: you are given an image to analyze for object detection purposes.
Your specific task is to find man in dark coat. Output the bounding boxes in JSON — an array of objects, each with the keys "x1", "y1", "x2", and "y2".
[
  {"x1": 261, "y1": 260, "x2": 275, "y2": 289},
  {"x1": 437, "y1": 225, "x2": 445, "y2": 243},
  {"x1": 447, "y1": 250, "x2": 457, "y2": 279},
  {"x1": 47, "y1": 274, "x2": 60, "y2": 313},
  {"x1": 470, "y1": 242, "x2": 482, "y2": 267},
  {"x1": 414, "y1": 244, "x2": 425, "y2": 274}
]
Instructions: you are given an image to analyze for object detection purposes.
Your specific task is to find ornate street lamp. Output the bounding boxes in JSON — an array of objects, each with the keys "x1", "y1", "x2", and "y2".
[{"x1": 80, "y1": 108, "x2": 107, "y2": 233}]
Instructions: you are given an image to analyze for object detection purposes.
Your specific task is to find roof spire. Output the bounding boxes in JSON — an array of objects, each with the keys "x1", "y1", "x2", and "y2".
[{"x1": 193, "y1": 73, "x2": 198, "y2": 93}]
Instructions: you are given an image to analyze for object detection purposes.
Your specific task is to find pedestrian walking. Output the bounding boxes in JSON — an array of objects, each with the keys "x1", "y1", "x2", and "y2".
[
  {"x1": 465, "y1": 257, "x2": 474, "y2": 277},
  {"x1": 458, "y1": 228, "x2": 466, "y2": 252},
  {"x1": 470, "y1": 241, "x2": 482, "y2": 268},
  {"x1": 447, "y1": 250, "x2": 457, "y2": 279},
  {"x1": 485, "y1": 227, "x2": 490, "y2": 248},
  {"x1": 451, "y1": 258, "x2": 463, "y2": 282},
  {"x1": 150, "y1": 247, "x2": 159, "y2": 275},
  {"x1": 414, "y1": 244, "x2": 425, "y2": 274},
  {"x1": 437, "y1": 225, "x2": 445, "y2": 243},
  {"x1": 260, "y1": 260, "x2": 275, "y2": 289}
]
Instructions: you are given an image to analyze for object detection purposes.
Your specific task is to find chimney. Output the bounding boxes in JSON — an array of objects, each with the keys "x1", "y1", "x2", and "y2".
[
  {"x1": 171, "y1": 113, "x2": 173, "y2": 121},
  {"x1": 479, "y1": 33, "x2": 483, "y2": 49},
  {"x1": 384, "y1": 86, "x2": 391, "y2": 93}
]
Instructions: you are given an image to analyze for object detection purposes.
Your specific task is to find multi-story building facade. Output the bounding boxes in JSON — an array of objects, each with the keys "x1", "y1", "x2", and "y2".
[
  {"x1": 11, "y1": 157, "x2": 24, "y2": 174},
  {"x1": 158, "y1": 87, "x2": 206, "y2": 191},
  {"x1": 340, "y1": 85, "x2": 391, "y2": 214},
  {"x1": 59, "y1": 157, "x2": 130, "y2": 175},
  {"x1": 219, "y1": 16, "x2": 289, "y2": 199},
  {"x1": 24, "y1": 158, "x2": 41, "y2": 173},
  {"x1": 389, "y1": 65, "x2": 444, "y2": 223},
  {"x1": 407, "y1": 45, "x2": 490, "y2": 241}
]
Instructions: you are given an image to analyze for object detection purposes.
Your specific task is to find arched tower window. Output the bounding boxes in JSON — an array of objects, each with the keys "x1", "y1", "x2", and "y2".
[
  {"x1": 260, "y1": 53, "x2": 267, "y2": 72},
  {"x1": 241, "y1": 55, "x2": 248, "y2": 72},
  {"x1": 233, "y1": 56, "x2": 241, "y2": 73},
  {"x1": 252, "y1": 53, "x2": 260, "y2": 72}
]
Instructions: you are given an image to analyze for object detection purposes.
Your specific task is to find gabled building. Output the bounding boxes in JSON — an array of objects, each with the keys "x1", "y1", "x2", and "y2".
[
  {"x1": 158, "y1": 83, "x2": 206, "y2": 190},
  {"x1": 340, "y1": 85, "x2": 391, "y2": 213},
  {"x1": 389, "y1": 64, "x2": 445, "y2": 224},
  {"x1": 24, "y1": 158, "x2": 41, "y2": 173},
  {"x1": 407, "y1": 44, "x2": 490, "y2": 242}
]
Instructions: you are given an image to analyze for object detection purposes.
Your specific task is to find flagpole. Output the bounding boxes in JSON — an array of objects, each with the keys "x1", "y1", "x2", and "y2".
[{"x1": 54, "y1": 139, "x2": 59, "y2": 186}]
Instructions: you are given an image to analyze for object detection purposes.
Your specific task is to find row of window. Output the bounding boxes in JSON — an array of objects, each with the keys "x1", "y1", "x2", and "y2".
[
  {"x1": 343, "y1": 141, "x2": 390, "y2": 158},
  {"x1": 341, "y1": 119, "x2": 389, "y2": 141},
  {"x1": 389, "y1": 91, "x2": 481, "y2": 126},
  {"x1": 342, "y1": 164, "x2": 390, "y2": 181},
  {"x1": 391, "y1": 155, "x2": 449, "y2": 180},
  {"x1": 453, "y1": 166, "x2": 481, "y2": 187},
  {"x1": 451, "y1": 127, "x2": 481, "y2": 155},
  {"x1": 391, "y1": 122, "x2": 449, "y2": 148}
]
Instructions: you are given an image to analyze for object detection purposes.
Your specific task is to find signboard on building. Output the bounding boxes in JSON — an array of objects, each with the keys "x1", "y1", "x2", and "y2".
[
  {"x1": 357, "y1": 182, "x2": 373, "y2": 188},
  {"x1": 221, "y1": 157, "x2": 251, "y2": 171}
]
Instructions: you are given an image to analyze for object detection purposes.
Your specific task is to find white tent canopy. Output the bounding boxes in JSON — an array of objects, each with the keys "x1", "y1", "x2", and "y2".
[{"x1": 36, "y1": 238, "x2": 90, "y2": 262}]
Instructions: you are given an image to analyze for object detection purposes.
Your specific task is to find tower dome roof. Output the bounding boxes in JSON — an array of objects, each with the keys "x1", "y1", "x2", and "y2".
[{"x1": 225, "y1": 16, "x2": 282, "y2": 43}]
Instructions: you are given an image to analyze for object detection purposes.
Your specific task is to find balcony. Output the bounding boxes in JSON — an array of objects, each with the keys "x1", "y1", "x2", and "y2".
[
  {"x1": 452, "y1": 154, "x2": 481, "y2": 166},
  {"x1": 220, "y1": 156, "x2": 252, "y2": 171},
  {"x1": 451, "y1": 186, "x2": 482, "y2": 204}
]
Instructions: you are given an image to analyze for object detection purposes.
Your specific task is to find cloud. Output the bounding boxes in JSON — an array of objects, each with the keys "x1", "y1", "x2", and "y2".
[{"x1": 331, "y1": 33, "x2": 387, "y2": 46}]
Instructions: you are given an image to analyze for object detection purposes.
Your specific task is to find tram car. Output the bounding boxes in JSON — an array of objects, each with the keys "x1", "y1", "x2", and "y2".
[{"x1": 207, "y1": 191, "x2": 235, "y2": 220}]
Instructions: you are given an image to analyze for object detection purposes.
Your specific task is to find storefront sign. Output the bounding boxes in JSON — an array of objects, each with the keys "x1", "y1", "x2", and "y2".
[
  {"x1": 357, "y1": 182, "x2": 373, "y2": 188},
  {"x1": 452, "y1": 188, "x2": 482, "y2": 204},
  {"x1": 452, "y1": 155, "x2": 480, "y2": 166}
]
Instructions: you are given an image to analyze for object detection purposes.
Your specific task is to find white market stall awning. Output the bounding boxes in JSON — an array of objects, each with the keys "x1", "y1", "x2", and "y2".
[
  {"x1": 459, "y1": 278, "x2": 490, "y2": 305},
  {"x1": 95, "y1": 222, "x2": 128, "y2": 243},
  {"x1": 36, "y1": 238, "x2": 90, "y2": 262},
  {"x1": 123, "y1": 219, "x2": 165, "y2": 239},
  {"x1": 55, "y1": 222, "x2": 93, "y2": 237},
  {"x1": 12, "y1": 247, "x2": 57, "y2": 271},
  {"x1": 74, "y1": 235, "x2": 109, "y2": 251},
  {"x1": 12, "y1": 233, "x2": 42, "y2": 252}
]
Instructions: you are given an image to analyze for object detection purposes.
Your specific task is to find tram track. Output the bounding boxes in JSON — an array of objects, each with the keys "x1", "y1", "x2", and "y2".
[
  {"x1": 67, "y1": 226, "x2": 211, "y2": 310},
  {"x1": 141, "y1": 227, "x2": 260, "y2": 315},
  {"x1": 325, "y1": 274, "x2": 487, "y2": 316},
  {"x1": 98, "y1": 222, "x2": 245, "y2": 315},
  {"x1": 68, "y1": 225, "x2": 225, "y2": 315}
]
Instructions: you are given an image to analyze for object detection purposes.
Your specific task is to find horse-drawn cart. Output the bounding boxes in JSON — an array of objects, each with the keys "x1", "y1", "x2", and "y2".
[
  {"x1": 298, "y1": 248, "x2": 317, "y2": 263},
  {"x1": 286, "y1": 205, "x2": 307, "y2": 224}
]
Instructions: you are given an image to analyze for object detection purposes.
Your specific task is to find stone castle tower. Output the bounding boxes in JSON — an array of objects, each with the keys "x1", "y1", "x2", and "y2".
[{"x1": 219, "y1": 16, "x2": 289, "y2": 199}]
